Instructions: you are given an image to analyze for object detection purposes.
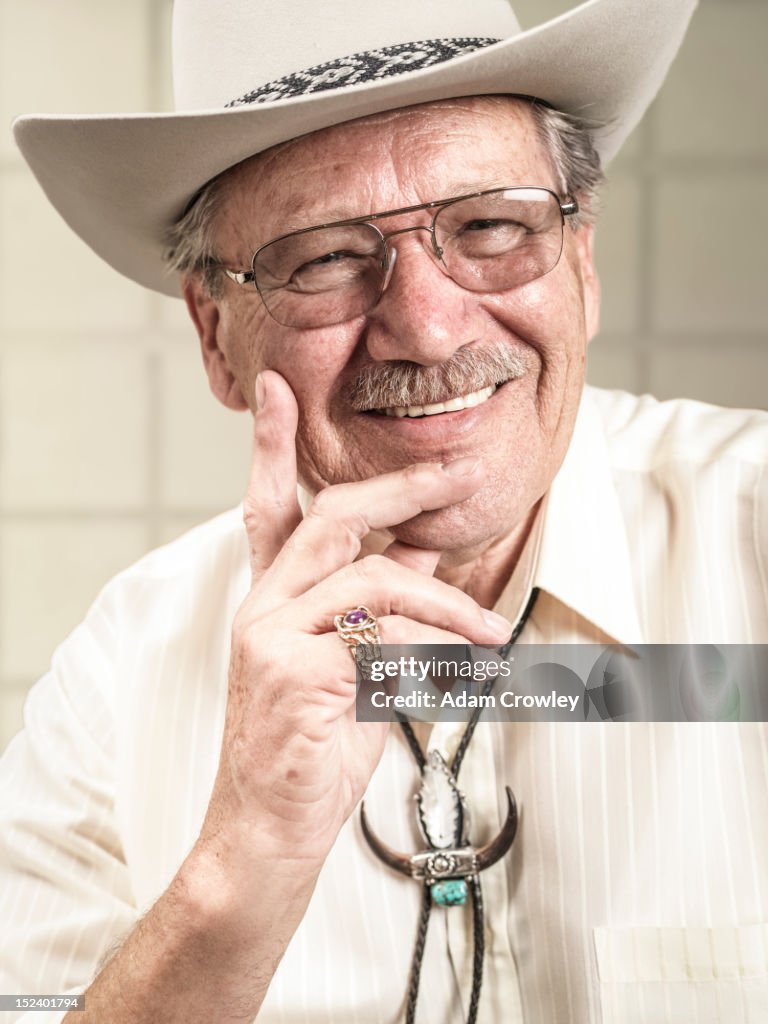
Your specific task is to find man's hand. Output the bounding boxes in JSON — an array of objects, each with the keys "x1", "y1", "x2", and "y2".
[
  {"x1": 199, "y1": 369, "x2": 512, "y2": 863},
  {"x1": 66, "y1": 370, "x2": 512, "y2": 1024}
]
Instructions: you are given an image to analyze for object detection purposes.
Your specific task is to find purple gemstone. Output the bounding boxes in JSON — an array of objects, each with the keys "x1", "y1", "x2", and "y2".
[{"x1": 343, "y1": 608, "x2": 368, "y2": 627}]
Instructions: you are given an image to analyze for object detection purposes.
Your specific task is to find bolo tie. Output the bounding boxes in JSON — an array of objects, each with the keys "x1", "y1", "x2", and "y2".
[{"x1": 360, "y1": 587, "x2": 540, "y2": 1024}]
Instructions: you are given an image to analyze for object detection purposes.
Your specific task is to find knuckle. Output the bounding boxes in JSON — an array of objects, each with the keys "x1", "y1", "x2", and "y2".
[
  {"x1": 352, "y1": 553, "x2": 390, "y2": 588},
  {"x1": 379, "y1": 614, "x2": 402, "y2": 643},
  {"x1": 306, "y1": 493, "x2": 369, "y2": 550},
  {"x1": 242, "y1": 499, "x2": 261, "y2": 534},
  {"x1": 306, "y1": 487, "x2": 336, "y2": 519},
  {"x1": 231, "y1": 606, "x2": 265, "y2": 656},
  {"x1": 337, "y1": 510, "x2": 369, "y2": 544},
  {"x1": 360, "y1": 552, "x2": 389, "y2": 576},
  {"x1": 243, "y1": 492, "x2": 293, "y2": 527},
  {"x1": 402, "y1": 461, "x2": 434, "y2": 487}
]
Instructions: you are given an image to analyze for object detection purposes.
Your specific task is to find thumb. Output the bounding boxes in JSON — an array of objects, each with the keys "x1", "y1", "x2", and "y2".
[{"x1": 243, "y1": 370, "x2": 302, "y2": 583}]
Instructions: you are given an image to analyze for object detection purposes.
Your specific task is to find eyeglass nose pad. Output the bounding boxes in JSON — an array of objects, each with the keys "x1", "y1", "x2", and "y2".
[{"x1": 381, "y1": 245, "x2": 398, "y2": 293}]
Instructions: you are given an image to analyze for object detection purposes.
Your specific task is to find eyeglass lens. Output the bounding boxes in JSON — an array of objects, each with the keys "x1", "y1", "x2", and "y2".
[{"x1": 254, "y1": 188, "x2": 565, "y2": 328}]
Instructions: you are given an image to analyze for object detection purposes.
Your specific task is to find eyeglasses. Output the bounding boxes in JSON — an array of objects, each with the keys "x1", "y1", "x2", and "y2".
[{"x1": 216, "y1": 186, "x2": 578, "y2": 329}]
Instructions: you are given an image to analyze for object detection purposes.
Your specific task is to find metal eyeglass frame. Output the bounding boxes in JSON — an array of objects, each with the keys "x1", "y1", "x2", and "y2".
[{"x1": 215, "y1": 186, "x2": 579, "y2": 319}]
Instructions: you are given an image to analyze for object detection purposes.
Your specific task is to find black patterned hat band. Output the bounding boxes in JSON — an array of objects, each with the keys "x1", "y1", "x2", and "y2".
[{"x1": 226, "y1": 38, "x2": 500, "y2": 108}]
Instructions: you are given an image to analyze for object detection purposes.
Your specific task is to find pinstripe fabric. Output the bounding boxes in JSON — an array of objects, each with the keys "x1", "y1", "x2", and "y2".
[{"x1": 1, "y1": 386, "x2": 767, "y2": 1023}]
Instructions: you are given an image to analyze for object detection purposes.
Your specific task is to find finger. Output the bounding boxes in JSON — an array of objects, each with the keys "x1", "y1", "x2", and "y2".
[
  {"x1": 264, "y1": 457, "x2": 484, "y2": 599},
  {"x1": 285, "y1": 556, "x2": 514, "y2": 645},
  {"x1": 378, "y1": 615, "x2": 473, "y2": 647},
  {"x1": 311, "y1": 619, "x2": 481, "y2": 701},
  {"x1": 382, "y1": 540, "x2": 442, "y2": 576},
  {"x1": 243, "y1": 370, "x2": 303, "y2": 581}
]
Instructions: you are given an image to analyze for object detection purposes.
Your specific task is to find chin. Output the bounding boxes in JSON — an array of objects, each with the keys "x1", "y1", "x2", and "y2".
[{"x1": 388, "y1": 501, "x2": 506, "y2": 557}]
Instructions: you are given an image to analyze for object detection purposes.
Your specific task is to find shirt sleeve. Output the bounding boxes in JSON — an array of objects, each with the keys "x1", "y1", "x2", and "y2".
[{"x1": 0, "y1": 597, "x2": 136, "y2": 1023}]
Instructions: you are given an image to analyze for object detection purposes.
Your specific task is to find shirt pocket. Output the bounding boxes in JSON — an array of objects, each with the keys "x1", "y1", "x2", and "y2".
[{"x1": 593, "y1": 924, "x2": 768, "y2": 1024}]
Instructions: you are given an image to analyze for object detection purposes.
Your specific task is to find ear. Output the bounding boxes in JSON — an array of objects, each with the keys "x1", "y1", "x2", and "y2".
[
  {"x1": 182, "y1": 275, "x2": 249, "y2": 411},
  {"x1": 574, "y1": 224, "x2": 601, "y2": 343}
]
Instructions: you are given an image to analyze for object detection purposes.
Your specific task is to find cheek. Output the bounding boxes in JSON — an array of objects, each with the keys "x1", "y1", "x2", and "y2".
[
  {"x1": 266, "y1": 320, "x2": 361, "y2": 390},
  {"x1": 279, "y1": 342, "x2": 340, "y2": 401},
  {"x1": 277, "y1": 327, "x2": 365, "y2": 487},
  {"x1": 482, "y1": 267, "x2": 588, "y2": 367},
  {"x1": 293, "y1": 411, "x2": 350, "y2": 494},
  {"x1": 218, "y1": 299, "x2": 360, "y2": 416},
  {"x1": 216, "y1": 301, "x2": 272, "y2": 409},
  {"x1": 480, "y1": 267, "x2": 588, "y2": 441}
]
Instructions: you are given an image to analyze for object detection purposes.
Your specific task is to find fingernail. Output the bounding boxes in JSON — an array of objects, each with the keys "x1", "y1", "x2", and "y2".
[
  {"x1": 442, "y1": 456, "x2": 480, "y2": 477},
  {"x1": 255, "y1": 373, "x2": 266, "y2": 410},
  {"x1": 482, "y1": 609, "x2": 514, "y2": 638}
]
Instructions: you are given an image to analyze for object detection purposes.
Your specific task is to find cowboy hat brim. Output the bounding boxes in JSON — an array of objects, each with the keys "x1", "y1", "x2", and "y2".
[{"x1": 13, "y1": 0, "x2": 696, "y2": 298}]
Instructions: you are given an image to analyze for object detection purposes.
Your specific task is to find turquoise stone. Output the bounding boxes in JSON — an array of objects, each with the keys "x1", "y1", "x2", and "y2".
[{"x1": 430, "y1": 879, "x2": 468, "y2": 906}]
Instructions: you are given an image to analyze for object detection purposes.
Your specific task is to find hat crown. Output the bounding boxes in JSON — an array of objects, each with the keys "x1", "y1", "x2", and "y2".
[{"x1": 172, "y1": 0, "x2": 522, "y2": 111}]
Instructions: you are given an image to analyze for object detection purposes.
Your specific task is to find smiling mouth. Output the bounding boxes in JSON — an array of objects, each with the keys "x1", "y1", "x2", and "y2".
[{"x1": 375, "y1": 384, "x2": 498, "y2": 419}]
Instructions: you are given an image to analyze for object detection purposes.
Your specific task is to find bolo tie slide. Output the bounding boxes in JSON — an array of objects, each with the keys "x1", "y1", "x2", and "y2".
[{"x1": 361, "y1": 749, "x2": 517, "y2": 1024}]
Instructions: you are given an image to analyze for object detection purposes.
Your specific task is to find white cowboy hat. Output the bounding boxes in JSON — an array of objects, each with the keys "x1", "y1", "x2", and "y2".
[{"x1": 13, "y1": 0, "x2": 696, "y2": 299}]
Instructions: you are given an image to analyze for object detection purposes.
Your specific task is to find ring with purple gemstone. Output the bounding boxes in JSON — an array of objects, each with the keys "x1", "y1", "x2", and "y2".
[{"x1": 334, "y1": 605, "x2": 381, "y2": 659}]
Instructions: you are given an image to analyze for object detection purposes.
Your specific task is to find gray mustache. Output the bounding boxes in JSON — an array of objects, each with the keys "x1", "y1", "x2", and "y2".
[{"x1": 346, "y1": 343, "x2": 527, "y2": 410}]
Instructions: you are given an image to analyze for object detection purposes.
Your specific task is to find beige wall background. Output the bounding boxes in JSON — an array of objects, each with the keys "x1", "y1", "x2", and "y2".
[{"x1": 0, "y1": 0, "x2": 766, "y2": 751}]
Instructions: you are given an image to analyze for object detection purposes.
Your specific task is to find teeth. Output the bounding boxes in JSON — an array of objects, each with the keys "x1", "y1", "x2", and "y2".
[
  {"x1": 380, "y1": 384, "x2": 497, "y2": 419},
  {"x1": 443, "y1": 397, "x2": 464, "y2": 412}
]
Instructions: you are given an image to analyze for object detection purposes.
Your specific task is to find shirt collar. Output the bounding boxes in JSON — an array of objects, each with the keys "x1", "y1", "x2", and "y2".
[{"x1": 532, "y1": 386, "x2": 644, "y2": 645}]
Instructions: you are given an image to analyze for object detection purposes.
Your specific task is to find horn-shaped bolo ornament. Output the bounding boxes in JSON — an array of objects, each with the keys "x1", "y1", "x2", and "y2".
[{"x1": 360, "y1": 750, "x2": 518, "y2": 907}]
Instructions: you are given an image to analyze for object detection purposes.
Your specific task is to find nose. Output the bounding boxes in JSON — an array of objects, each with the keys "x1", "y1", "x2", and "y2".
[{"x1": 363, "y1": 230, "x2": 483, "y2": 366}]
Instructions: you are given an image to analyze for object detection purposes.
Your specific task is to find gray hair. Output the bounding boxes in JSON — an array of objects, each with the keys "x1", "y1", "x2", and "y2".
[
  {"x1": 530, "y1": 101, "x2": 605, "y2": 222},
  {"x1": 163, "y1": 100, "x2": 604, "y2": 298}
]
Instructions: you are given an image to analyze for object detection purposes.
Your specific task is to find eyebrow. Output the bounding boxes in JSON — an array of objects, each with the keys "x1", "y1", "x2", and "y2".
[{"x1": 447, "y1": 178, "x2": 515, "y2": 195}]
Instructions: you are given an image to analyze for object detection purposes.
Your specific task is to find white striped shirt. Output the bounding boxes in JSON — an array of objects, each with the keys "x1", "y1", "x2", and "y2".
[{"x1": 1, "y1": 386, "x2": 767, "y2": 1023}]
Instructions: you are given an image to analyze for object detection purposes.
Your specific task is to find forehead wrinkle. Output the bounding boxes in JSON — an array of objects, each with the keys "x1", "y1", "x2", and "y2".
[{"x1": 215, "y1": 96, "x2": 554, "y2": 257}]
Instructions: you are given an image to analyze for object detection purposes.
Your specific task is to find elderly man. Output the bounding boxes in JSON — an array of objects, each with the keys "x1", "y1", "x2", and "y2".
[{"x1": 3, "y1": 0, "x2": 768, "y2": 1022}]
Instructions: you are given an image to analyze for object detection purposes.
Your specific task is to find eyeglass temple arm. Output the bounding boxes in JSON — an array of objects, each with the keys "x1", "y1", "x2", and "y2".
[{"x1": 561, "y1": 198, "x2": 579, "y2": 217}]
